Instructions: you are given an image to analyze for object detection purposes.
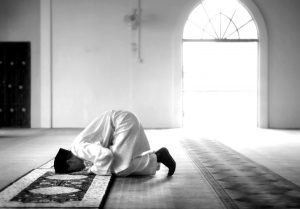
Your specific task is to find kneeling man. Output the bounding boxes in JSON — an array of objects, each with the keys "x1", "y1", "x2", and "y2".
[{"x1": 54, "y1": 110, "x2": 176, "y2": 176}]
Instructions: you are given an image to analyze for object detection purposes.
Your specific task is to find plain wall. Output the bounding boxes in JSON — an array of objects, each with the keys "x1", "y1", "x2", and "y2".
[
  {"x1": 2, "y1": 0, "x2": 300, "y2": 129},
  {"x1": 0, "y1": 0, "x2": 41, "y2": 127},
  {"x1": 49, "y1": 0, "x2": 300, "y2": 128},
  {"x1": 253, "y1": 0, "x2": 300, "y2": 128},
  {"x1": 51, "y1": 1, "x2": 132, "y2": 127},
  {"x1": 50, "y1": 0, "x2": 184, "y2": 128}
]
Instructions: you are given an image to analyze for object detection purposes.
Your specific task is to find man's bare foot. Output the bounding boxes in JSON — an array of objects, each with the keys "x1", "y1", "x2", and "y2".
[{"x1": 155, "y1": 147, "x2": 176, "y2": 176}]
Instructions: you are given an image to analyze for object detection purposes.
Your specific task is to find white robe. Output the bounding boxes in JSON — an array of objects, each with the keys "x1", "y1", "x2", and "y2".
[{"x1": 70, "y1": 110, "x2": 159, "y2": 176}]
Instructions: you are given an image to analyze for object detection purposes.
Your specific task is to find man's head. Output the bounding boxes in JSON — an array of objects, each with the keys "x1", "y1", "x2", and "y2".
[{"x1": 54, "y1": 148, "x2": 85, "y2": 173}]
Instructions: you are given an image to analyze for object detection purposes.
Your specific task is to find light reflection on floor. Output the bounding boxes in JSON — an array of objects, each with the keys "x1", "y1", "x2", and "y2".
[{"x1": 180, "y1": 126, "x2": 300, "y2": 186}]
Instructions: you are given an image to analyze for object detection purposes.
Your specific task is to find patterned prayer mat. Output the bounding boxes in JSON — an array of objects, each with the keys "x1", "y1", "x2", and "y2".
[
  {"x1": 181, "y1": 138, "x2": 300, "y2": 209},
  {"x1": 0, "y1": 160, "x2": 113, "y2": 208}
]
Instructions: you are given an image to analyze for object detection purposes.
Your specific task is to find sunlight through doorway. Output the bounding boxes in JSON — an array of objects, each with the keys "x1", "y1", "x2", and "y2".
[{"x1": 182, "y1": 0, "x2": 258, "y2": 132}]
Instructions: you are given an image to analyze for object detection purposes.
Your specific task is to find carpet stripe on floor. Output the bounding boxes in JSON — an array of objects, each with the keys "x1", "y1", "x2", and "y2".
[{"x1": 181, "y1": 138, "x2": 300, "y2": 209}]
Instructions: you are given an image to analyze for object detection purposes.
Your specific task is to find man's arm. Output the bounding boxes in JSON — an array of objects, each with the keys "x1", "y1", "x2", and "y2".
[{"x1": 71, "y1": 142, "x2": 113, "y2": 175}]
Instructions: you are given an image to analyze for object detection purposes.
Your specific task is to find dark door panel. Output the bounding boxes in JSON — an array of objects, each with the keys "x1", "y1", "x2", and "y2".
[{"x1": 0, "y1": 42, "x2": 30, "y2": 127}]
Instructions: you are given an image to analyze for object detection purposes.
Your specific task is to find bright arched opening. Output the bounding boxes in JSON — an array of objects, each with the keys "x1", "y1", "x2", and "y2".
[{"x1": 182, "y1": 0, "x2": 259, "y2": 132}]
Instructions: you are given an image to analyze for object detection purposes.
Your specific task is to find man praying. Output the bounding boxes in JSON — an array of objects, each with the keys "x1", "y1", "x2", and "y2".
[{"x1": 54, "y1": 110, "x2": 176, "y2": 176}]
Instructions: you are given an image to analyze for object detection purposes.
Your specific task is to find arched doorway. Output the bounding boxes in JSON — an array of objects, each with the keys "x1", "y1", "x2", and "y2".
[{"x1": 182, "y1": 0, "x2": 259, "y2": 132}]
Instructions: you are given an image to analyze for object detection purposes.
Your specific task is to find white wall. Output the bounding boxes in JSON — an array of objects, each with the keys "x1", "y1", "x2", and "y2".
[
  {"x1": 2, "y1": 0, "x2": 300, "y2": 129},
  {"x1": 48, "y1": 0, "x2": 300, "y2": 128},
  {"x1": 253, "y1": 0, "x2": 300, "y2": 128},
  {"x1": 50, "y1": 0, "x2": 184, "y2": 128},
  {"x1": 0, "y1": 0, "x2": 41, "y2": 127},
  {"x1": 51, "y1": 0, "x2": 133, "y2": 127}
]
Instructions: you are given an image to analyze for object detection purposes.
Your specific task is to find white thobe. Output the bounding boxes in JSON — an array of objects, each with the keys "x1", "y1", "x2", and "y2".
[{"x1": 70, "y1": 110, "x2": 159, "y2": 176}]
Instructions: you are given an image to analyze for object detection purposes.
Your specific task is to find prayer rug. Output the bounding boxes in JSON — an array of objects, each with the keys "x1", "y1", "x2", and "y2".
[
  {"x1": 181, "y1": 138, "x2": 300, "y2": 209},
  {"x1": 0, "y1": 160, "x2": 113, "y2": 208}
]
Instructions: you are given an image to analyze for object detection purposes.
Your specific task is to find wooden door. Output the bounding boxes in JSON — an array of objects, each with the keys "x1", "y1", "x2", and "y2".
[{"x1": 0, "y1": 42, "x2": 30, "y2": 127}]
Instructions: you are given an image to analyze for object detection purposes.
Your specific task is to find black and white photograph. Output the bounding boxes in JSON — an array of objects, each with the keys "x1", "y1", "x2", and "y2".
[{"x1": 1, "y1": 0, "x2": 300, "y2": 208}]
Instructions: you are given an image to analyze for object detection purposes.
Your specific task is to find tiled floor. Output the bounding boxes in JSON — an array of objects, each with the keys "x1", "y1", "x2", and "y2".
[{"x1": 1, "y1": 128, "x2": 300, "y2": 208}]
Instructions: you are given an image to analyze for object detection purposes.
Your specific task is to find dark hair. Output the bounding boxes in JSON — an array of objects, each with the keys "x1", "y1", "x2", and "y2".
[{"x1": 54, "y1": 148, "x2": 73, "y2": 173}]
